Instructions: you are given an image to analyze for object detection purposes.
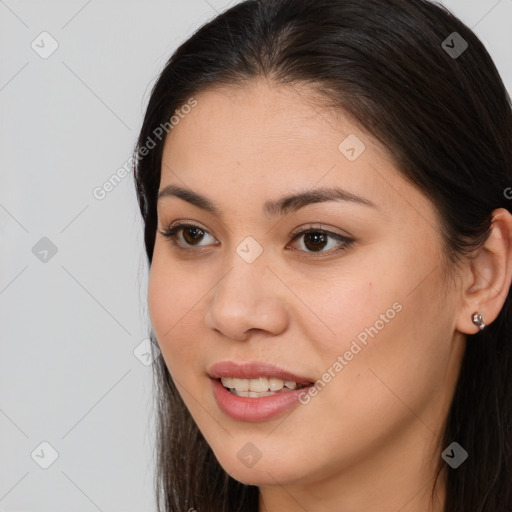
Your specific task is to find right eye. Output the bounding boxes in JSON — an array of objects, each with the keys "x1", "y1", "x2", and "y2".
[{"x1": 159, "y1": 222, "x2": 219, "y2": 251}]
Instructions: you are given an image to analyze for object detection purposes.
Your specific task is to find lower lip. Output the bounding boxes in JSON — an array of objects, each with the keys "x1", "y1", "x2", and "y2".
[{"x1": 211, "y1": 378, "x2": 312, "y2": 422}]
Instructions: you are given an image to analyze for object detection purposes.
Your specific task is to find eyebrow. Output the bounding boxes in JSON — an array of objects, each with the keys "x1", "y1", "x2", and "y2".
[{"x1": 157, "y1": 184, "x2": 377, "y2": 218}]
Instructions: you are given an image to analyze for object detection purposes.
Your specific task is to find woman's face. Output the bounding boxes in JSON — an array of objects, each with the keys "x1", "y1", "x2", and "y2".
[{"x1": 148, "y1": 81, "x2": 465, "y2": 491}]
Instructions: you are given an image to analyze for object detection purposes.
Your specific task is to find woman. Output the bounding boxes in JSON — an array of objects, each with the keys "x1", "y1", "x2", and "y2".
[{"x1": 132, "y1": 0, "x2": 512, "y2": 510}]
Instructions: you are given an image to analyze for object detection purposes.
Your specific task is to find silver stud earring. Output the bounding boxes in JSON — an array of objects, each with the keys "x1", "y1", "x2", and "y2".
[{"x1": 472, "y1": 312, "x2": 485, "y2": 331}]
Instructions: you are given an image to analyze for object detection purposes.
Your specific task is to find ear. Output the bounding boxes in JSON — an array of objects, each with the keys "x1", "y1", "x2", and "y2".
[{"x1": 456, "y1": 208, "x2": 512, "y2": 334}]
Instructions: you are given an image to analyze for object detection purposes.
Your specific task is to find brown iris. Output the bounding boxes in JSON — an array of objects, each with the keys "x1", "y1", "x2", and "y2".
[{"x1": 302, "y1": 232, "x2": 328, "y2": 252}]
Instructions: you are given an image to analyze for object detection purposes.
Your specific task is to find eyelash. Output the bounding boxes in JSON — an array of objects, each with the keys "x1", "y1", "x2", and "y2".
[{"x1": 158, "y1": 222, "x2": 355, "y2": 259}]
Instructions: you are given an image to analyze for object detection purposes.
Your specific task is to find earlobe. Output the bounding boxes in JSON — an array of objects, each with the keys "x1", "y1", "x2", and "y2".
[{"x1": 455, "y1": 208, "x2": 512, "y2": 335}]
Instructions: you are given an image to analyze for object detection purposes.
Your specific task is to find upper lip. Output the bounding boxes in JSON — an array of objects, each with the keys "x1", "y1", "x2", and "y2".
[{"x1": 208, "y1": 361, "x2": 314, "y2": 385}]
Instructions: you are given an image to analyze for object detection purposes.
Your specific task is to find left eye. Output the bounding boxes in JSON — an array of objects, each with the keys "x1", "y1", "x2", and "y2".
[
  {"x1": 288, "y1": 228, "x2": 354, "y2": 255},
  {"x1": 159, "y1": 223, "x2": 354, "y2": 256}
]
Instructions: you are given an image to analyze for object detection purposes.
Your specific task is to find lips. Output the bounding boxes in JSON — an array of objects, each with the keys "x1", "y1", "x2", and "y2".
[
  {"x1": 207, "y1": 361, "x2": 316, "y2": 421},
  {"x1": 208, "y1": 361, "x2": 315, "y2": 386}
]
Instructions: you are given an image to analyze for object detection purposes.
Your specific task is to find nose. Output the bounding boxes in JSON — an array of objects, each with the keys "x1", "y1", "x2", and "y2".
[{"x1": 204, "y1": 254, "x2": 289, "y2": 341}]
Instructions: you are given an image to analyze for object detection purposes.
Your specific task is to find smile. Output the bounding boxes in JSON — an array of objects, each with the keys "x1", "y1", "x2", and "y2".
[{"x1": 220, "y1": 376, "x2": 309, "y2": 397}]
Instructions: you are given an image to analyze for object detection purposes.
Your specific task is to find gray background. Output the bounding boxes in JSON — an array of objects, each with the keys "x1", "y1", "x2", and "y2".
[{"x1": 0, "y1": 1, "x2": 511, "y2": 511}]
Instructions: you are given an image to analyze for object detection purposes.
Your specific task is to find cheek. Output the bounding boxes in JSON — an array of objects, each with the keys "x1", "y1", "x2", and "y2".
[
  {"x1": 326, "y1": 272, "x2": 454, "y2": 429},
  {"x1": 312, "y1": 244, "x2": 450, "y2": 400},
  {"x1": 147, "y1": 253, "x2": 207, "y2": 370},
  {"x1": 147, "y1": 258, "x2": 172, "y2": 337},
  {"x1": 148, "y1": 246, "x2": 194, "y2": 331}
]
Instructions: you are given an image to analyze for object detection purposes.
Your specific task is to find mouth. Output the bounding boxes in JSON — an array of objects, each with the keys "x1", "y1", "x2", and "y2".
[
  {"x1": 217, "y1": 376, "x2": 311, "y2": 397},
  {"x1": 208, "y1": 361, "x2": 316, "y2": 421},
  {"x1": 208, "y1": 360, "x2": 315, "y2": 397}
]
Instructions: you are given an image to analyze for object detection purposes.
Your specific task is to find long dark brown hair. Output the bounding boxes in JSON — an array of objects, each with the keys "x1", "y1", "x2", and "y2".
[{"x1": 132, "y1": 1, "x2": 512, "y2": 510}]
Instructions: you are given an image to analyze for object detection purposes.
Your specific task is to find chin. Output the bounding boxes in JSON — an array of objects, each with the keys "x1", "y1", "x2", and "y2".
[
  {"x1": 224, "y1": 465, "x2": 288, "y2": 486},
  {"x1": 215, "y1": 451, "x2": 306, "y2": 487}
]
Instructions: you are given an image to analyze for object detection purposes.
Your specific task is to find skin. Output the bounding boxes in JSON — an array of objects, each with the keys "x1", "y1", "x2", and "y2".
[{"x1": 147, "y1": 79, "x2": 512, "y2": 512}]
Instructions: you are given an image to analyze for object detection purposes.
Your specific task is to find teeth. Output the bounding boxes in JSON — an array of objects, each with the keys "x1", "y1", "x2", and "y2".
[
  {"x1": 222, "y1": 377, "x2": 234, "y2": 388},
  {"x1": 269, "y1": 377, "x2": 285, "y2": 391},
  {"x1": 249, "y1": 378, "x2": 269, "y2": 392},
  {"x1": 232, "y1": 390, "x2": 278, "y2": 397},
  {"x1": 220, "y1": 376, "x2": 303, "y2": 393},
  {"x1": 232, "y1": 378, "x2": 249, "y2": 391}
]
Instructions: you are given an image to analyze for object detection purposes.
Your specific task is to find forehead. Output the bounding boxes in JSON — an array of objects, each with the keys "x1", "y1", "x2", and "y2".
[
  {"x1": 159, "y1": 80, "x2": 437, "y2": 230},
  {"x1": 164, "y1": 80, "x2": 374, "y2": 160}
]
